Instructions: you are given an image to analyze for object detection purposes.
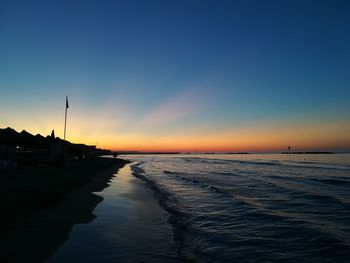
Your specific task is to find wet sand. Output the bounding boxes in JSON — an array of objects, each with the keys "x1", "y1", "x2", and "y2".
[
  {"x1": 0, "y1": 158, "x2": 128, "y2": 263},
  {"x1": 47, "y1": 163, "x2": 179, "y2": 263}
]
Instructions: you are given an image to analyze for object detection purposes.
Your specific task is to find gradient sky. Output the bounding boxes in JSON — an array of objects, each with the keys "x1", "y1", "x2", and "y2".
[{"x1": 1, "y1": 0, "x2": 349, "y2": 152}]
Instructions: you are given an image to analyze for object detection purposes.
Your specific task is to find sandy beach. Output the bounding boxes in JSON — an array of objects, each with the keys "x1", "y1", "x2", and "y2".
[{"x1": 0, "y1": 157, "x2": 129, "y2": 263}]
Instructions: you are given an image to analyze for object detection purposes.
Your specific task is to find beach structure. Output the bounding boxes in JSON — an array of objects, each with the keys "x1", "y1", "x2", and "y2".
[
  {"x1": 288, "y1": 146, "x2": 291, "y2": 161},
  {"x1": 49, "y1": 129, "x2": 65, "y2": 165}
]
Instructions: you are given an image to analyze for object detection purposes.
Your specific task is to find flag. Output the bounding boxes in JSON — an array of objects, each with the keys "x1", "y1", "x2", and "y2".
[{"x1": 66, "y1": 96, "x2": 69, "y2": 109}]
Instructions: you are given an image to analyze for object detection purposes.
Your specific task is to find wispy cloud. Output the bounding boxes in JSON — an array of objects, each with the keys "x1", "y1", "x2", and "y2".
[{"x1": 137, "y1": 85, "x2": 210, "y2": 129}]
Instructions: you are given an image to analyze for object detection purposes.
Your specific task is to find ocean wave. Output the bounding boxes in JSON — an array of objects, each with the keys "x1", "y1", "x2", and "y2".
[
  {"x1": 311, "y1": 178, "x2": 350, "y2": 186},
  {"x1": 183, "y1": 156, "x2": 350, "y2": 171},
  {"x1": 129, "y1": 156, "x2": 350, "y2": 262},
  {"x1": 160, "y1": 168, "x2": 350, "y2": 213},
  {"x1": 131, "y1": 163, "x2": 193, "y2": 260}
]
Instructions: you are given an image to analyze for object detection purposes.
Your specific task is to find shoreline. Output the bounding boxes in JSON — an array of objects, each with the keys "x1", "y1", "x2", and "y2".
[
  {"x1": 48, "y1": 163, "x2": 179, "y2": 263},
  {"x1": 0, "y1": 157, "x2": 129, "y2": 263}
]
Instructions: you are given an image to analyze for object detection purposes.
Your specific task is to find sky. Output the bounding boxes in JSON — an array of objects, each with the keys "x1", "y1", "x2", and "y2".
[{"x1": 0, "y1": 0, "x2": 349, "y2": 152}]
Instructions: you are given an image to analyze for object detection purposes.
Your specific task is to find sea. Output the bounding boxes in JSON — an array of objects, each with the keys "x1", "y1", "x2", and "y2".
[
  {"x1": 49, "y1": 153, "x2": 350, "y2": 262},
  {"x1": 127, "y1": 153, "x2": 350, "y2": 262}
]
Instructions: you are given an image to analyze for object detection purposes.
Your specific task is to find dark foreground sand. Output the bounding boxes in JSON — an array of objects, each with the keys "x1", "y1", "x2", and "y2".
[{"x1": 0, "y1": 157, "x2": 128, "y2": 263}]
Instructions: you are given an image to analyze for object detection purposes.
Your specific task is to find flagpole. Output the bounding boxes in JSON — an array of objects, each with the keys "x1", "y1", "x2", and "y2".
[{"x1": 63, "y1": 96, "x2": 69, "y2": 154}]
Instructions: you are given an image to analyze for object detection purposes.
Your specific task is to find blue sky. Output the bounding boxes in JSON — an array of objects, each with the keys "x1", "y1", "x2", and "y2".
[{"x1": 0, "y1": 0, "x2": 349, "y2": 151}]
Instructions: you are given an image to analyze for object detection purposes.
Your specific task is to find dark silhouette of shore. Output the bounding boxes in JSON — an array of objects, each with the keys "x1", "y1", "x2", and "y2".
[
  {"x1": 0, "y1": 127, "x2": 129, "y2": 262},
  {"x1": 0, "y1": 156, "x2": 129, "y2": 262},
  {"x1": 0, "y1": 127, "x2": 111, "y2": 167}
]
